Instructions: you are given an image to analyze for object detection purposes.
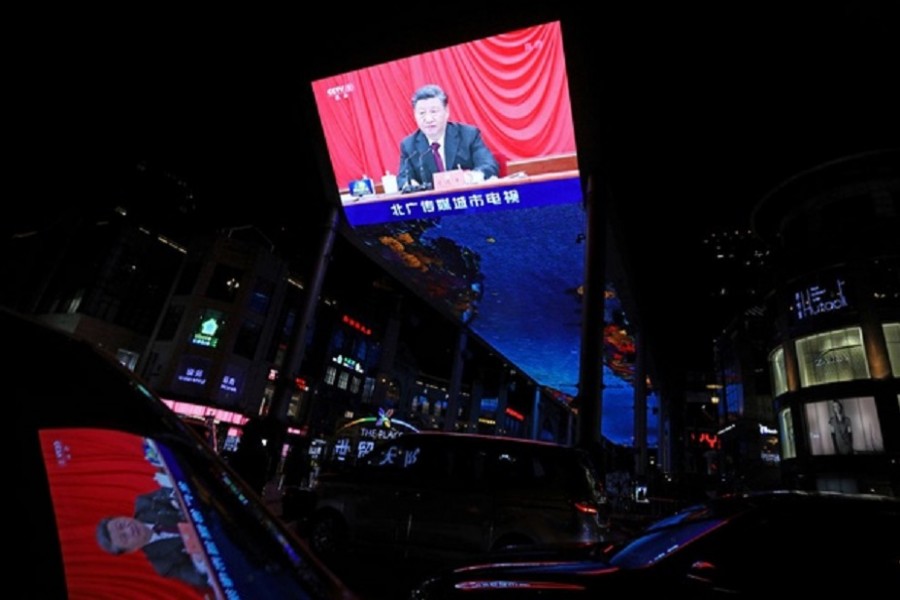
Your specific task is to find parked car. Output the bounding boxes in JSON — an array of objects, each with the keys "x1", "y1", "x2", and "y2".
[
  {"x1": 8, "y1": 307, "x2": 358, "y2": 600},
  {"x1": 307, "y1": 431, "x2": 609, "y2": 574},
  {"x1": 409, "y1": 489, "x2": 900, "y2": 598}
]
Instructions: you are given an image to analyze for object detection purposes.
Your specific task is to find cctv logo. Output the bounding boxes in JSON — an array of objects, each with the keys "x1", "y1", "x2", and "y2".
[{"x1": 327, "y1": 83, "x2": 356, "y2": 101}]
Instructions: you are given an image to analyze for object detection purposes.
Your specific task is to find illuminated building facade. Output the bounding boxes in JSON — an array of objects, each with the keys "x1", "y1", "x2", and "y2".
[
  {"x1": 753, "y1": 150, "x2": 899, "y2": 495},
  {"x1": 141, "y1": 228, "x2": 302, "y2": 421}
]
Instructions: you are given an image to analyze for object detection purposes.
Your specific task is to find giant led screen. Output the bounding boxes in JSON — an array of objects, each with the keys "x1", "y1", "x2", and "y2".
[{"x1": 310, "y1": 21, "x2": 657, "y2": 446}]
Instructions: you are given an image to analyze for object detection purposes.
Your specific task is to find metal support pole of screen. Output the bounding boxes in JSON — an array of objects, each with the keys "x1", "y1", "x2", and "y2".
[
  {"x1": 271, "y1": 205, "x2": 340, "y2": 425},
  {"x1": 634, "y1": 331, "x2": 648, "y2": 477},
  {"x1": 577, "y1": 173, "x2": 605, "y2": 451},
  {"x1": 443, "y1": 328, "x2": 467, "y2": 432}
]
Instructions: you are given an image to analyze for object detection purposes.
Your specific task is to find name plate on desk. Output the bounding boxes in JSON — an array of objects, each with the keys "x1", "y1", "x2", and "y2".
[
  {"x1": 348, "y1": 177, "x2": 376, "y2": 197},
  {"x1": 432, "y1": 170, "x2": 467, "y2": 190},
  {"x1": 433, "y1": 169, "x2": 483, "y2": 191}
]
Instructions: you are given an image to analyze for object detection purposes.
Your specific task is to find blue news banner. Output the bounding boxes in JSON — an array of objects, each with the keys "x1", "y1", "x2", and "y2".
[{"x1": 342, "y1": 174, "x2": 583, "y2": 227}]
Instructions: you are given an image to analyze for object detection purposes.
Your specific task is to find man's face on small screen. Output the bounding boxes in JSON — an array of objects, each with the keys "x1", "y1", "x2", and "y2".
[
  {"x1": 414, "y1": 97, "x2": 449, "y2": 142},
  {"x1": 107, "y1": 516, "x2": 151, "y2": 552}
]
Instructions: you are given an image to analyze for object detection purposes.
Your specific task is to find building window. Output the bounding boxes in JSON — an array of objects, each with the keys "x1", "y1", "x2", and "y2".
[
  {"x1": 795, "y1": 327, "x2": 869, "y2": 387},
  {"x1": 337, "y1": 371, "x2": 350, "y2": 390},
  {"x1": 157, "y1": 304, "x2": 184, "y2": 341},
  {"x1": 884, "y1": 323, "x2": 900, "y2": 376},
  {"x1": 432, "y1": 399, "x2": 447, "y2": 417},
  {"x1": 249, "y1": 277, "x2": 274, "y2": 315},
  {"x1": 362, "y1": 377, "x2": 376, "y2": 403},
  {"x1": 234, "y1": 319, "x2": 262, "y2": 359},
  {"x1": 206, "y1": 264, "x2": 244, "y2": 303},
  {"x1": 412, "y1": 394, "x2": 430, "y2": 415},
  {"x1": 350, "y1": 376, "x2": 361, "y2": 394},
  {"x1": 769, "y1": 346, "x2": 788, "y2": 397},
  {"x1": 65, "y1": 289, "x2": 84, "y2": 314},
  {"x1": 324, "y1": 366, "x2": 337, "y2": 386},
  {"x1": 174, "y1": 260, "x2": 201, "y2": 295}
]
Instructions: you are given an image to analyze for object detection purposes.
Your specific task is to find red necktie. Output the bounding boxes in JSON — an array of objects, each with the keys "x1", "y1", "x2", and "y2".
[
  {"x1": 154, "y1": 523, "x2": 180, "y2": 535},
  {"x1": 431, "y1": 142, "x2": 444, "y2": 172}
]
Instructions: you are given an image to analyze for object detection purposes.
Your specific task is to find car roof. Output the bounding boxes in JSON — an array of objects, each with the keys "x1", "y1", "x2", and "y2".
[
  {"x1": 715, "y1": 488, "x2": 899, "y2": 509},
  {"x1": 650, "y1": 489, "x2": 900, "y2": 530},
  {"x1": 394, "y1": 430, "x2": 581, "y2": 450}
]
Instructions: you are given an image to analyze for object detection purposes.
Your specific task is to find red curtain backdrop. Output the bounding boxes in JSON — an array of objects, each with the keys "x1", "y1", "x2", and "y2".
[
  {"x1": 311, "y1": 21, "x2": 576, "y2": 190},
  {"x1": 40, "y1": 429, "x2": 206, "y2": 600}
]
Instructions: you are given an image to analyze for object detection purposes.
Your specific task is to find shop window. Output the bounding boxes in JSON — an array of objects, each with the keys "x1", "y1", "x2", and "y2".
[
  {"x1": 778, "y1": 408, "x2": 796, "y2": 460},
  {"x1": 884, "y1": 323, "x2": 900, "y2": 376},
  {"x1": 803, "y1": 397, "x2": 884, "y2": 456},
  {"x1": 769, "y1": 346, "x2": 788, "y2": 396},
  {"x1": 795, "y1": 327, "x2": 869, "y2": 387}
]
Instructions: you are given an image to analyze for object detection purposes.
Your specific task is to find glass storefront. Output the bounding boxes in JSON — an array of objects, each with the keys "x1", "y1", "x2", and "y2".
[
  {"x1": 769, "y1": 346, "x2": 788, "y2": 397},
  {"x1": 778, "y1": 408, "x2": 796, "y2": 460},
  {"x1": 884, "y1": 323, "x2": 899, "y2": 376},
  {"x1": 795, "y1": 327, "x2": 869, "y2": 387}
]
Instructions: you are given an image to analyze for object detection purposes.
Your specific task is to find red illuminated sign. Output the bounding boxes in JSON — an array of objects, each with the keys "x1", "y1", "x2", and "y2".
[
  {"x1": 342, "y1": 314, "x2": 372, "y2": 335},
  {"x1": 689, "y1": 430, "x2": 720, "y2": 449},
  {"x1": 505, "y1": 407, "x2": 524, "y2": 421}
]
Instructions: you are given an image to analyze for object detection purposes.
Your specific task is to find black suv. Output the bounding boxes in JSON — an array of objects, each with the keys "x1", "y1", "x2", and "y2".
[
  {"x1": 308, "y1": 432, "x2": 608, "y2": 571},
  {"x1": 410, "y1": 490, "x2": 900, "y2": 598}
]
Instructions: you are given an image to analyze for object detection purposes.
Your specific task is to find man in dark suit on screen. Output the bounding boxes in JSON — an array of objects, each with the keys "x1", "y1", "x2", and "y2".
[
  {"x1": 96, "y1": 487, "x2": 210, "y2": 591},
  {"x1": 397, "y1": 84, "x2": 499, "y2": 192}
]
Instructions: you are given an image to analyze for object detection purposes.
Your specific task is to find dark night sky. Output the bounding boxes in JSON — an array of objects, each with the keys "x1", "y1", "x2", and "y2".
[{"x1": 10, "y1": 3, "x2": 899, "y2": 381}]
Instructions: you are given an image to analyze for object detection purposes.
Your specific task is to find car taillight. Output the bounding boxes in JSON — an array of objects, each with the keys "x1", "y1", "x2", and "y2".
[{"x1": 573, "y1": 500, "x2": 598, "y2": 515}]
